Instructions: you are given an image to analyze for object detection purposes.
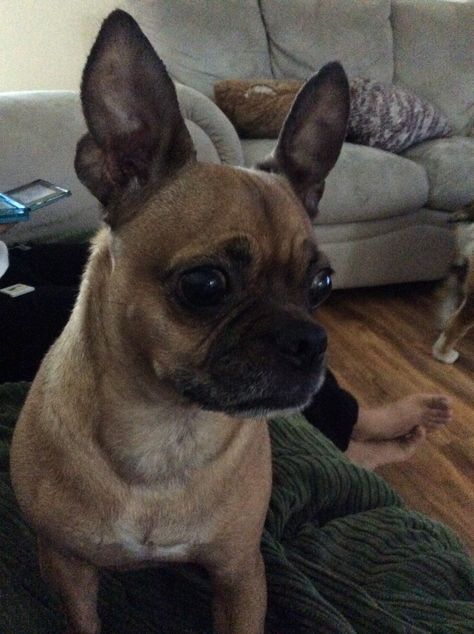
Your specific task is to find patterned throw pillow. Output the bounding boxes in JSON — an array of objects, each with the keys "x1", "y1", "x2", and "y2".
[
  {"x1": 214, "y1": 77, "x2": 452, "y2": 153},
  {"x1": 347, "y1": 77, "x2": 452, "y2": 153}
]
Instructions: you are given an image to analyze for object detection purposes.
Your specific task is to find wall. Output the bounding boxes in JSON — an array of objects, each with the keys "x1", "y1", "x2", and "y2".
[
  {"x1": 1, "y1": 0, "x2": 469, "y2": 93},
  {"x1": 0, "y1": 0, "x2": 121, "y2": 92}
]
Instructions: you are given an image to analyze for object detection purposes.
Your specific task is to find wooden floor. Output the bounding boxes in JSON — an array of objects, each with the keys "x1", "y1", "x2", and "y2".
[{"x1": 317, "y1": 281, "x2": 474, "y2": 555}]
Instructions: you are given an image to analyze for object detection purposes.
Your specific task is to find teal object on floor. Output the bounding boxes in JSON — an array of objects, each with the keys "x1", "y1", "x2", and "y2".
[{"x1": 1, "y1": 383, "x2": 473, "y2": 633}]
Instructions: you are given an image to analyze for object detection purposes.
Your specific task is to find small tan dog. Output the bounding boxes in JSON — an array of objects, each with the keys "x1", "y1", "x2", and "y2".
[
  {"x1": 10, "y1": 10, "x2": 349, "y2": 634},
  {"x1": 432, "y1": 201, "x2": 474, "y2": 363}
]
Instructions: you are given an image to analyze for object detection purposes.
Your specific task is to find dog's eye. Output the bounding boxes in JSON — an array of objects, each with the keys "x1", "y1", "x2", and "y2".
[
  {"x1": 308, "y1": 268, "x2": 332, "y2": 309},
  {"x1": 179, "y1": 267, "x2": 228, "y2": 308}
]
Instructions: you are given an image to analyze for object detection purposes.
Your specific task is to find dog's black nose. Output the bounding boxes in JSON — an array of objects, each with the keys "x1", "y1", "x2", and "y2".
[{"x1": 273, "y1": 321, "x2": 327, "y2": 368}]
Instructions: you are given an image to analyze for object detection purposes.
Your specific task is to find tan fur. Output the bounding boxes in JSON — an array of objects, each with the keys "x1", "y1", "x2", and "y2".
[
  {"x1": 10, "y1": 164, "x2": 317, "y2": 633},
  {"x1": 433, "y1": 201, "x2": 474, "y2": 363}
]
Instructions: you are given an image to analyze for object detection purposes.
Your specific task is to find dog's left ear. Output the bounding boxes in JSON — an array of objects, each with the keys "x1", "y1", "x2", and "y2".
[
  {"x1": 258, "y1": 62, "x2": 350, "y2": 218},
  {"x1": 75, "y1": 10, "x2": 195, "y2": 218}
]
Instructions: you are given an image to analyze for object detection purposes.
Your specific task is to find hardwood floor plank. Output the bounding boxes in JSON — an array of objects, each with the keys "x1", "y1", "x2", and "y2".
[{"x1": 317, "y1": 282, "x2": 474, "y2": 555}]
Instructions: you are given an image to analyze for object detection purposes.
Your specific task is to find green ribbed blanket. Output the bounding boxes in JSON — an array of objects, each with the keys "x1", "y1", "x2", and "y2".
[{"x1": 1, "y1": 383, "x2": 473, "y2": 633}]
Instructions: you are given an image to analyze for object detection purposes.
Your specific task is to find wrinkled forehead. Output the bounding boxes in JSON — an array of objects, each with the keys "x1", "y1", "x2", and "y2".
[{"x1": 118, "y1": 162, "x2": 319, "y2": 266}]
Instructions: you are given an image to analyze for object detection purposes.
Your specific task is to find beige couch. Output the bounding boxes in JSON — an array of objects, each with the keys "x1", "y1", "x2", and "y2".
[
  {"x1": 2, "y1": 0, "x2": 474, "y2": 289},
  {"x1": 123, "y1": 0, "x2": 474, "y2": 288}
]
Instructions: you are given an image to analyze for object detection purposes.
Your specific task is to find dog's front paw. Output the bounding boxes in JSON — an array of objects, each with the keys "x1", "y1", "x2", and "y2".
[{"x1": 432, "y1": 334, "x2": 460, "y2": 364}]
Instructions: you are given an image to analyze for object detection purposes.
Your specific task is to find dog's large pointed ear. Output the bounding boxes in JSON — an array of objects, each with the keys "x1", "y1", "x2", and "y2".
[
  {"x1": 258, "y1": 62, "x2": 350, "y2": 218},
  {"x1": 75, "y1": 10, "x2": 195, "y2": 216}
]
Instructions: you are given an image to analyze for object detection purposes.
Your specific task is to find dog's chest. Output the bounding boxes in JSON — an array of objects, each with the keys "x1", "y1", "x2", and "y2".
[
  {"x1": 95, "y1": 516, "x2": 201, "y2": 567},
  {"x1": 95, "y1": 490, "x2": 215, "y2": 567},
  {"x1": 115, "y1": 526, "x2": 191, "y2": 562}
]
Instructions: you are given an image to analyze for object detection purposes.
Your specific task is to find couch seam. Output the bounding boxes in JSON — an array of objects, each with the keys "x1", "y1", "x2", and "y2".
[{"x1": 257, "y1": 0, "x2": 275, "y2": 78}]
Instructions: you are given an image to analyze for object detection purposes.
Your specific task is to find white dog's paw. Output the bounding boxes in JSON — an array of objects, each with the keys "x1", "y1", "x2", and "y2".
[{"x1": 432, "y1": 334, "x2": 460, "y2": 364}]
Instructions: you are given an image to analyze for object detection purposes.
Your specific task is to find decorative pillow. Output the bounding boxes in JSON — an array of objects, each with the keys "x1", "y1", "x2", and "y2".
[
  {"x1": 347, "y1": 77, "x2": 452, "y2": 153},
  {"x1": 214, "y1": 77, "x2": 452, "y2": 153},
  {"x1": 214, "y1": 79, "x2": 300, "y2": 139}
]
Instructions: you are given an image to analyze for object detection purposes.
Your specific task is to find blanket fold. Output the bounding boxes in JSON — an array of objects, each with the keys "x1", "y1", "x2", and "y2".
[{"x1": 1, "y1": 383, "x2": 473, "y2": 633}]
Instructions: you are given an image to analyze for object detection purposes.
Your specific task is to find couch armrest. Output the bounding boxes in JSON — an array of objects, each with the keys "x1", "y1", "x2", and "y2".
[
  {"x1": 175, "y1": 83, "x2": 243, "y2": 166},
  {"x1": 0, "y1": 91, "x2": 101, "y2": 245},
  {"x1": 0, "y1": 87, "x2": 243, "y2": 245},
  {"x1": 391, "y1": 0, "x2": 474, "y2": 136}
]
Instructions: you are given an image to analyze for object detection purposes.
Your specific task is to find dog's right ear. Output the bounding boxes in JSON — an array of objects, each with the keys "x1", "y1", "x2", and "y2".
[
  {"x1": 75, "y1": 10, "x2": 195, "y2": 222},
  {"x1": 257, "y1": 62, "x2": 350, "y2": 219}
]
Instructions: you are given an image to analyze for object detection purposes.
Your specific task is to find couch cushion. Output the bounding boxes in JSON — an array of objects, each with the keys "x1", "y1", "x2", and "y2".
[
  {"x1": 316, "y1": 208, "x2": 455, "y2": 288},
  {"x1": 261, "y1": 0, "x2": 393, "y2": 83},
  {"x1": 392, "y1": 0, "x2": 474, "y2": 136},
  {"x1": 123, "y1": 0, "x2": 272, "y2": 99},
  {"x1": 242, "y1": 140, "x2": 428, "y2": 224},
  {"x1": 403, "y1": 137, "x2": 474, "y2": 212}
]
